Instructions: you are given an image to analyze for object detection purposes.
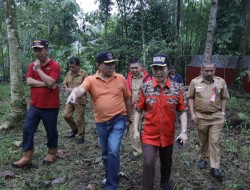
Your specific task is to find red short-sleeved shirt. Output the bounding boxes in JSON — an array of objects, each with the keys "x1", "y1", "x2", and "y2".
[
  {"x1": 135, "y1": 78, "x2": 185, "y2": 147},
  {"x1": 27, "y1": 59, "x2": 60, "y2": 108}
]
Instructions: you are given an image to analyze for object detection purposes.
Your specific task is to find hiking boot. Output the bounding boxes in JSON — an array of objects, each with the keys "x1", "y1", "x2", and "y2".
[
  {"x1": 43, "y1": 148, "x2": 58, "y2": 165},
  {"x1": 12, "y1": 150, "x2": 33, "y2": 168}
]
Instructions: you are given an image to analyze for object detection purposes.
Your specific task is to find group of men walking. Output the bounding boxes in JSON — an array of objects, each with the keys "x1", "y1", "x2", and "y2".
[{"x1": 12, "y1": 38, "x2": 229, "y2": 190}]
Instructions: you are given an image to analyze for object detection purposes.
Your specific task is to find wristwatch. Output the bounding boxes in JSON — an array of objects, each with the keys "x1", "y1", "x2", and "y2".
[{"x1": 127, "y1": 120, "x2": 132, "y2": 124}]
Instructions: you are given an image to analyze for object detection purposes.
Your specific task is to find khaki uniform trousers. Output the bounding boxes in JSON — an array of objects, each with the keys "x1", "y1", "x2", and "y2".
[
  {"x1": 196, "y1": 111, "x2": 224, "y2": 169},
  {"x1": 63, "y1": 102, "x2": 86, "y2": 139},
  {"x1": 130, "y1": 109, "x2": 142, "y2": 156}
]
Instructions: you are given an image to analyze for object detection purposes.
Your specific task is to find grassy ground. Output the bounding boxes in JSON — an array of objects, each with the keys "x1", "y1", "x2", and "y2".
[{"x1": 0, "y1": 83, "x2": 250, "y2": 190}]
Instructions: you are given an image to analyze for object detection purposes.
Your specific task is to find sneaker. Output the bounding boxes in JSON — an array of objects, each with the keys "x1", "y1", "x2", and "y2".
[
  {"x1": 100, "y1": 178, "x2": 106, "y2": 187},
  {"x1": 64, "y1": 130, "x2": 78, "y2": 138}
]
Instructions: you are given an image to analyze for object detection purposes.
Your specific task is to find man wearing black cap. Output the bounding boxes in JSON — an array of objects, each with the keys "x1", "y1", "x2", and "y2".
[
  {"x1": 12, "y1": 39, "x2": 61, "y2": 168},
  {"x1": 133, "y1": 53, "x2": 188, "y2": 190},
  {"x1": 66, "y1": 51, "x2": 132, "y2": 190}
]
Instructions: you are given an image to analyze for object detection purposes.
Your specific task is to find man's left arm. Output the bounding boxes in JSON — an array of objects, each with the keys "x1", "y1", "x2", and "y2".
[
  {"x1": 175, "y1": 89, "x2": 188, "y2": 145},
  {"x1": 124, "y1": 96, "x2": 132, "y2": 124},
  {"x1": 176, "y1": 111, "x2": 188, "y2": 145},
  {"x1": 221, "y1": 81, "x2": 229, "y2": 114},
  {"x1": 221, "y1": 100, "x2": 227, "y2": 113}
]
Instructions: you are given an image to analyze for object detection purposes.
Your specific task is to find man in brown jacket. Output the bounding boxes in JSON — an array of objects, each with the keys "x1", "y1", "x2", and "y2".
[
  {"x1": 63, "y1": 57, "x2": 88, "y2": 144},
  {"x1": 187, "y1": 61, "x2": 229, "y2": 179}
]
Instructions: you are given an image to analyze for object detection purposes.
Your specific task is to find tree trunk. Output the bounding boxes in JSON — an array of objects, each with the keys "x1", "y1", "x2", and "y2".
[
  {"x1": 1, "y1": 0, "x2": 27, "y2": 131},
  {"x1": 236, "y1": 0, "x2": 250, "y2": 73},
  {"x1": 203, "y1": 0, "x2": 218, "y2": 65},
  {"x1": 139, "y1": 0, "x2": 146, "y2": 66}
]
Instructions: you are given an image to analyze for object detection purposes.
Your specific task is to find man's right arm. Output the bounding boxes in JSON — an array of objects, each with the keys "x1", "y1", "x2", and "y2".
[
  {"x1": 188, "y1": 99, "x2": 198, "y2": 123},
  {"x1": 26, "y1": 77, "x2": 47, "y2": 87},
  {"x1": 66, "y1": 87, "x2": 86, "y2": 104},
  {"x1": 133, "y1": 110, "x2": 142, "y2": 143}
]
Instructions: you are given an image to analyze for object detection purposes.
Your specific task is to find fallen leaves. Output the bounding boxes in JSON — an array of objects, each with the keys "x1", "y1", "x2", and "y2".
[{"x1": 0, "y1": 170, "x2": 16, "y2": 179}]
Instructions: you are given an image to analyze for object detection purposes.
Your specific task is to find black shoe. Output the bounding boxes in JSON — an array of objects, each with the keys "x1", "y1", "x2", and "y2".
[
  {"x1": 197, "y1": 159, "x2": 207, "y2": 169},
  {"x1": 76, "y1": 138, "x2": 85, "y2": 144},
  {"x1": 162, "y1": 182, "x2": 173, "y2": 190},
  {"x1": 130, "y1": 154, "x2": 140, "y2": 161},
  {"x1": 210, "y1": 168, "x2": 223, "y2": 179},
  {"x1": 64, "y1": 130, "x2": 78, "y2": 138}
]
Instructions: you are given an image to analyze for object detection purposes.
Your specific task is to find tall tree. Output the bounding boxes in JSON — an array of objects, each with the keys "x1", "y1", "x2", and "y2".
[
  {"x1": 236, "y1": 0, "x2": 250, "y2": 72},
  {"x1": 0, "y1": 0, "x2": 27, "y2": 130},
  {"x1": 203, "y1": 0, "x2": 218, "y2": 64}
]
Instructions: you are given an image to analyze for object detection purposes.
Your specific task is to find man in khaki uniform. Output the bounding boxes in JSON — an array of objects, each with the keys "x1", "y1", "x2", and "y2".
[
  {"x1": 125, "y1": 58, "x2": 150, "y2": 158},
  {"x1": 63, "y1": 57, "x2": 88, "y2": 144},
  {"x1": 187, "y1": 62, "x2": 229, "y2": 179}
]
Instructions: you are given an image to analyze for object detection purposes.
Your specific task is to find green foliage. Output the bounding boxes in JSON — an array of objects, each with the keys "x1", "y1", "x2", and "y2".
[
  {"x1": 215, "y1": 0, "x2": 248, "y2": 54},
  {"x1": 227, "y1": 97, "x2": 250, "y2": 113},
  {"x1": 223, "y1": 139, "x2": 238, "y2": 156}
]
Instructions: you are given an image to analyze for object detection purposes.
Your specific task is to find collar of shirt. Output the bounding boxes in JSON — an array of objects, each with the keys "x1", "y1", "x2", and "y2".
[
  {"x1": 152, "y1": 77, "x2": 171, "y2": 88},
  {"x1": 69, "y1": 70, "x2": 81, "y2": 77},
  {"x1": 201, "y1": 76, "x2": 215, "y2": 84},
  {"x1": 95, "y1": 70, "x2": 117, "y2": 80},
  {"x1": 40, "y1": 59, "x2": 52, "y2": 68},
  {"x1": 132, "y1": 73, "x2": 143, "y2": 79}
]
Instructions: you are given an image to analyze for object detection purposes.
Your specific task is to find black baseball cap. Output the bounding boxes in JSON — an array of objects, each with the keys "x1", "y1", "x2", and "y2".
[
  {"x1": 151, "y1": 53, "x2": 169, "y2": 67},
  {"x1": 32, "y1": 38, "x2": 49, "y2": 49},
  {"x1": 96, "y1": 51, "x2": 118, "y2": 63}
]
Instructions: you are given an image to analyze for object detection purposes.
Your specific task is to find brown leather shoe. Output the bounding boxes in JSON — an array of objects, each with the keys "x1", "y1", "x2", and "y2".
[
  {"x1": 43, "y1": 148, "x2": 57, "y2": 165},
  {"x1": 12, "y1": 150, "x2": 33, "y2": 168}
]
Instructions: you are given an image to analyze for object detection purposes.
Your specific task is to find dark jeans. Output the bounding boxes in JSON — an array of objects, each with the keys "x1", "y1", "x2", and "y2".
[
  {"x1": 96, "y1": 114, "x2": 127, "y2": 190},
  {"x1": 22, "y1": 106, "x2": 59, "y2": 151},
  {"x1": 142, "y1": 143, "x2": 173, "y2": 190}
]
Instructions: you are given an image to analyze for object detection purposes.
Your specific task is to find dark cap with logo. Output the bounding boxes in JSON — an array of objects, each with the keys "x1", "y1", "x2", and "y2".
[
  {"x1": 151, "y1": 53, "x2": 169, "y2": 67},
  {"x1": 32, "y1": 38, "x2": 49, "y2": 49},
  {"x1": 96, "y1": 51, "x2": 118, "y2": 63}
]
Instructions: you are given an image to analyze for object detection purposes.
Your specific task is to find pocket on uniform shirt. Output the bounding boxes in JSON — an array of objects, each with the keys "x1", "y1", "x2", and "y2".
[{"x1": 195, "y1": 87, "x2": 204, "y2": 92}]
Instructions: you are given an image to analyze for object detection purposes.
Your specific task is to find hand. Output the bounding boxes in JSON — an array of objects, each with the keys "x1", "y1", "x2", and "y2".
[
  {"x1": 65, "y1": 87, "x2": 72, "y2": 93},
  {"x1": 175, "y1": 132, "x2": 188, "y2": 145},
  {"x1": 133, "y1": 130, "x2": 140, "y2": 143},
  {"x1": 33, "y1": 59, "x2": 41, "y2": 71},
  {"x1": 191, "y1": 113, "x2": 198, "y2": 124},
  {"x1": 66, "y1": 92, "x2": 77, "y2": 104},
  {"x1": 125, "y1": 121, "x2": 131, "y2": 137},
  {"x1": 47, "y1": 83, "x2": 58, "y2": 89}
]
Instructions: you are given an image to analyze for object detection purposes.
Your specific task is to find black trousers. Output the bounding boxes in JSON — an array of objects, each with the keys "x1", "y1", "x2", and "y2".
[{"x1": 142, "y1": 143, "x2": 173, "y2": 190}]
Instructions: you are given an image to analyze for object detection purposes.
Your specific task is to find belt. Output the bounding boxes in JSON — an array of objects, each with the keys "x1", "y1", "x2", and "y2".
[{"x1": 198, "y1": 111, "x2": 219, "y2": 114}]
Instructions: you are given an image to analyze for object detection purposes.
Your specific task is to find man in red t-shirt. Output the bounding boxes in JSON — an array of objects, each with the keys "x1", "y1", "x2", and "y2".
[
  {"x1": 12, "y1": 39, "x2": 61, "y2": 168},
  {"x1": 133, "y1": 53, "x2": 188, "y2": 190}
]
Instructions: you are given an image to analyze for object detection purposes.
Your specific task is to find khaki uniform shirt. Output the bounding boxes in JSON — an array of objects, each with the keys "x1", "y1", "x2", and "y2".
[
  {"x1": 63, "y1": 69, "x2": 88, "y2": 104},
  {"x1": 187, "y1": 76, "x2": 229, "y2": 113},
  {"x1": 131, "y1": 74, "x2": 143, "y2": 105}
]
